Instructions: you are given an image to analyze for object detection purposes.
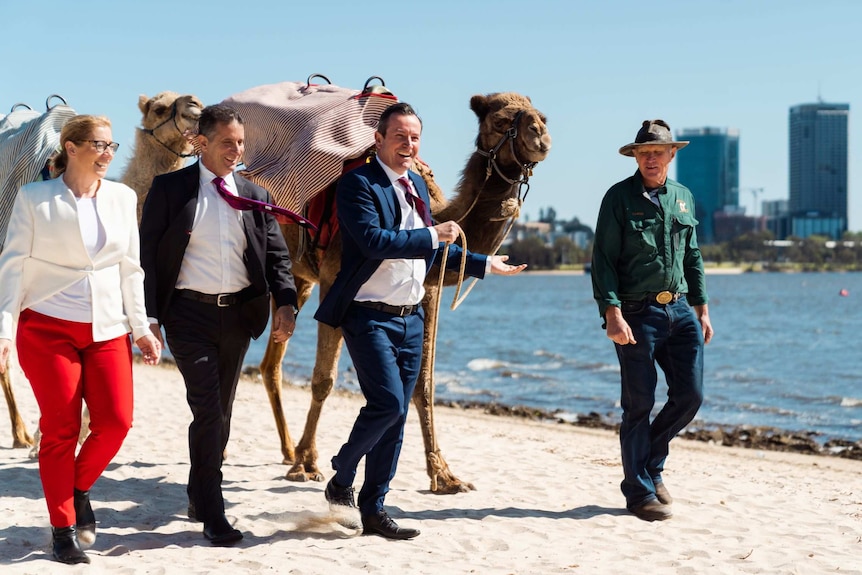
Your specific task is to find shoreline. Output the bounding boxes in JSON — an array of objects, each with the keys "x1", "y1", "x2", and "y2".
[{"x1": 233, "y1": 361, "x2": 862, "y2": 462}]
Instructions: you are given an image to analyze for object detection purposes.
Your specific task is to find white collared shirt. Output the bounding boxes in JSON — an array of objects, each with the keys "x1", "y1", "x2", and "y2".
[
  {"x1": 354, "y1": 157, "x2": 438, "y2": 306},
  {"x1": 174, "y1": 163, "x2": 250, "y2": 294}
]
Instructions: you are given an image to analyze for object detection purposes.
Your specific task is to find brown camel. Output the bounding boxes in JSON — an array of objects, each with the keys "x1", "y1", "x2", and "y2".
[
  {"x1": 257, "y1": 92, "x2": 551, "y2": 493},
  {"x1": 121, "y1": 91, "x2": 203, "y2": 220}
]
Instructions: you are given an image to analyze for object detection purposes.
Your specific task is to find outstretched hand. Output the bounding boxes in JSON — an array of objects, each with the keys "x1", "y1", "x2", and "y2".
[{"x1": 488, "y1": 255, "x2": 527, "y2": 276}]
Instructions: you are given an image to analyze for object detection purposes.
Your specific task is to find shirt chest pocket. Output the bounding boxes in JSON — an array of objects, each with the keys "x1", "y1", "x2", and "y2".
[
  {"x1": 671, "y1": 214, "x2": 699, "y2": 249},
  {"x1": 627, "y1": 217, "x2": 659, "y2": 251}
]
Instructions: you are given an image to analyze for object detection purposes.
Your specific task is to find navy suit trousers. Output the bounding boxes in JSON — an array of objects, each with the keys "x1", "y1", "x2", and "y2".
[{"x1": 331, "y1": 304, "x2": 425, "y2": 516}]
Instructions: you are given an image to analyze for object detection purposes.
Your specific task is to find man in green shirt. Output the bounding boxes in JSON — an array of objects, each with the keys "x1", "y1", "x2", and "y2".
[{"x1": 591, "y1": 119, "x2": 714, "y2": 522}]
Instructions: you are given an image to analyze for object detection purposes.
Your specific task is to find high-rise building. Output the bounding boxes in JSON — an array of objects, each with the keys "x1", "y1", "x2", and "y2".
[
  {"x1": 788, "y1": 102, "x2": 849, "y2": 239},
  {"x1": 674, "y1": 127, "x2": 740, "y2": 244}
]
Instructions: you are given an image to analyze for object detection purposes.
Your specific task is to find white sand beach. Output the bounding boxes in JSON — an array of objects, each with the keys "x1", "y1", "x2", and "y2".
[{"x1": 0, "y1": 358, "x2": 860, "y2": 574}]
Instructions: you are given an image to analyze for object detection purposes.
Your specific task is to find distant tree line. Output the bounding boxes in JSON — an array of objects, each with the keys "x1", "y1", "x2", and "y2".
[
  {"x1": 502, "y1": 208, "x2": 862, "y2": 271},
  {"x1": 699, "y1": 231, "x2": 862, "y2": 271}
]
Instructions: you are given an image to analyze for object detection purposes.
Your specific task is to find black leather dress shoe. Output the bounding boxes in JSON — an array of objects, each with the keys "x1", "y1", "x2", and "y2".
[
  {"x1": 203, "y1": 514, "x2": 243, "y2": 546},
  {"x1": 187, "y1": 501, "x2": 200, "y2": 522},
  {"x1": 52, "y1": 526, "x2": 90, "y2": 564},
  {"x1": 324, "y1": 478, "x2": 361, "y2": 529},
  {"x1": 73, "y1": 488, "x2": 96, "y2": 544},
  {"x1": 361, "y1": 510, "x2": 420, "y2": 540},
  {"x1": 324, "y1": 478, "x2": 356, "y2": 508}
]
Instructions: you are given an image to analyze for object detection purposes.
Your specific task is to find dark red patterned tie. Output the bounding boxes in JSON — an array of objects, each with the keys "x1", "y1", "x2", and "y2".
[
  {"x1": 398, "y1": 176, "x2": 432, "y2": 227},
  {"x1": 211, "y1": 176, "x2": 317, "y2": 230}
]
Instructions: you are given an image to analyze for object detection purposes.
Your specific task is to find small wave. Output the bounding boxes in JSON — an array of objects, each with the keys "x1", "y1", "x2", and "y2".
[
  {"x1": 840, "y1": 397, "x2": 862, "y2": 408},
  {"x1": 467, "y1": 358, "x2": 509, "y2": 371}
]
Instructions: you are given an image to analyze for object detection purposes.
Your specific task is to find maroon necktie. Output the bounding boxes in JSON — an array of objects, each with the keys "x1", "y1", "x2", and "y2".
[
  {"x1": 398, "y1": 176, "x2": 432, "y2": 227},
  {"x1": 212, "y1": 176, "x2": 317, "y2": 230}
]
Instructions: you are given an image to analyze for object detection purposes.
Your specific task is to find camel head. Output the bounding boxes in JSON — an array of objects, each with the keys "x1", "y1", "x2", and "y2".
[
  {"x1": 136, "y1": 91, "x2": 204, "y2": 157},
  {"x1": 470, "y1": 92, "x2": 551, "y2": 167}
]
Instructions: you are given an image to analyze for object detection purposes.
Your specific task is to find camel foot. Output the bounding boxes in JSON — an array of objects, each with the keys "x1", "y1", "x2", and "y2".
[
  {"x1": 285, "y1": 463, "x2": 324, "y2": 483},
  {"x1": 430, "y1": 477, "x2": 476, "y2": 494},
  {"x1": 13, "y1": 434, "x2": 34, "y2": 449}
]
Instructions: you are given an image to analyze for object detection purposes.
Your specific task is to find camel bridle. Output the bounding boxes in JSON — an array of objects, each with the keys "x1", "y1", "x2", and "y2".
[{"x1": 140, "y1": 100, "x2": 197, "y2": 159}]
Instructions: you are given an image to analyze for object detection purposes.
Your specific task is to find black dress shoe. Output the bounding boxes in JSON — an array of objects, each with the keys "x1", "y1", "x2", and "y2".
[
  {"x1": 324, "y1": 478, "x2": 356, "y2": 508},
  {"x1": 361, "y1": 510, "x2": 420, "y2": 540},
  {"x1": 73, "y1": 488, "x2": 96, "y2": 544},
  {"x1": 203, "y1": 514, "x2": 243, "y2": 546},
  {"x1": 187, "y1": 501, "x2": 200, "y2": 522},
  {"x1": 324, "y1": 478, "x2": 361, "y2": 529},
  {"x1": 52, "y1": 526, "x2": 90, "y2": 564}
]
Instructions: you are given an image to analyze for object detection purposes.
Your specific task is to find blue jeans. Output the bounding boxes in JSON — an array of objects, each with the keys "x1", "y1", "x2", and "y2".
[{"x1": 615, "y1": 296, "x2": 704, "y2": 508}]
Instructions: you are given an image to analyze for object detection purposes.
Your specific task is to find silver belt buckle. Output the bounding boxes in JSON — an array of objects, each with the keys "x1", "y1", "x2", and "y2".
[
  {"x1": 655, "y1": 291, "x2": 674, "y2": 305},
  {"x1": 216, "y1": 294, "x2": 231, "y2": 307}
]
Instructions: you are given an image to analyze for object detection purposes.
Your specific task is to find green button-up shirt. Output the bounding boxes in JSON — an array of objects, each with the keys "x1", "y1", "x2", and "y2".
[{"x1": 591, "y1": 171, "x2": 708, "y2": 318}]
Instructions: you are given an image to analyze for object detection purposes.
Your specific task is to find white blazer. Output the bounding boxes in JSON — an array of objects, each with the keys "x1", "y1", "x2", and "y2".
[{"x1": 0, "y1": 177, "x2": 150, "y2": 342}]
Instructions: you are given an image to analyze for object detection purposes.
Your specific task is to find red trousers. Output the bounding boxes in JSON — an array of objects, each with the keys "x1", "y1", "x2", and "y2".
[{"x1": 17, "y1": 309, "x2": 134, "y2": 527}]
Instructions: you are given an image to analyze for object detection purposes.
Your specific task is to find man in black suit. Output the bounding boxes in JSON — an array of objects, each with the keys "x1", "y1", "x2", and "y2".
[
  {"x1": 140, "y1": 104, "x2": 297, "y2": 546},
  {"x1": 315, "y1": 102, "x2": 526, "y2": 539}
]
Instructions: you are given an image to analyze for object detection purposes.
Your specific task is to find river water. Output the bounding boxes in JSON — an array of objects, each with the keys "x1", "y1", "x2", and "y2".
[{"x1": 244, "y1": 271, "x2": 861, "y2": 443}]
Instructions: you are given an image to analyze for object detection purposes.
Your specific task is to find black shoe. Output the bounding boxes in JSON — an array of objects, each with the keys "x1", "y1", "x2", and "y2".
[
  {"x1": 324, "y1": 478, "x2": 361, "y2": 529},
  {"x1": 52, "y1": 526, "x2": 90, "y2": 564},
  {"x1": 627, "y1": 498, "x2": 673, "y2": 522},
  {"x1": 324, "y1": 478, "x2": 356, "y2": 508},
  {"x1": 73, "y1": 488, "x2": 96, "y2": 544},
  {"x1": 187, "y1": 501, "x2": 200, "y2": 522},
  {"x1": 203, "y1": 513, "x2": 243, "y2": 546},
  {"x1": 361, "y1": 509, "x2": 420, "y2": 540}
]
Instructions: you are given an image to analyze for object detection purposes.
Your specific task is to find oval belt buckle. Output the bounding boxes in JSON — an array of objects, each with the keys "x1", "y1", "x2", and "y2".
[{"x1": 655, "y1": 291, "x2": 674, "y2": 305}]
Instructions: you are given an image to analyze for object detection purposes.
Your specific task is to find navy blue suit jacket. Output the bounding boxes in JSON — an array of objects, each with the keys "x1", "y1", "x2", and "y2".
[{"x1": 315, "y1": 159, "x2": 487, "y2": 328}]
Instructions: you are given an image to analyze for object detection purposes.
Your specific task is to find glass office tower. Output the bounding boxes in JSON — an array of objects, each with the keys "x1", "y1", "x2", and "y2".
[
  {"x1": 675, "y1": 127, "x2": 740, "y2": 244},
  {"x1": 788, "y1": 102, "x2": 849, "y2": 239}
]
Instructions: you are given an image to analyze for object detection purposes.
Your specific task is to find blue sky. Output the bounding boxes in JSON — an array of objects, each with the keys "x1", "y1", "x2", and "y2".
[{"x1": 4, "y1": 0, "x2": 860, "y2": 231}]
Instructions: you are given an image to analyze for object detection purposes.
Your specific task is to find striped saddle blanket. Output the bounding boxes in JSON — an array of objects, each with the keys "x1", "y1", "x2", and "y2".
[
  {"x1": 222, "y1": 77, "x2": 397, "y2": 213},
  {"x1": 0, "y1": 96, "x2": 75, "y2": 249}
]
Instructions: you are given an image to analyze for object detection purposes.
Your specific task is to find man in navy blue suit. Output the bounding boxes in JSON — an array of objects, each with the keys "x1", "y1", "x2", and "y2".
[{"x1": 315, "y1": 102, "x2": 526, "y2": 539}]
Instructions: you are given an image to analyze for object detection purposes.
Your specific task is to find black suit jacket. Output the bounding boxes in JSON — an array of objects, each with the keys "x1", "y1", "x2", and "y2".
[{"x1": 140, "y1": 162, "x2": 297, "y2": 338}]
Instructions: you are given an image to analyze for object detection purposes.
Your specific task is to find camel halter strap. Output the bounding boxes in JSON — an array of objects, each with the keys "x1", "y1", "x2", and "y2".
[
  {"x1": 461, "y1": 110, "x2": 537, "y2": 225},
  {"x1": 139, "y1": 100, "x2": 197, "y2": 159}
]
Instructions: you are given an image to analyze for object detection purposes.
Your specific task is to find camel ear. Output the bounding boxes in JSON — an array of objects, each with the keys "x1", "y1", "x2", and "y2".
[
  {"x1": 138, "y1": 95, "x2": 151, "y2": 115},
  {"x1": 470, "y1": 95, "x2": 490, "y2": 120}
]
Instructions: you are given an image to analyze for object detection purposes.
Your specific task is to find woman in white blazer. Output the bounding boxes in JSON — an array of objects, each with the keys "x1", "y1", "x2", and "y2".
[{"x1": 0, "y1": 115, "x2": 161, "y2": 565}]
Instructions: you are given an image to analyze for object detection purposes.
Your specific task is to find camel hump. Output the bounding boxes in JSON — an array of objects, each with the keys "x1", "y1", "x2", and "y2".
[
  {"x1": 220, "y1": 77, "x2": 397, "y2": 212},
  {"x1": 0, "y1": 98, "x2": 77, "y2": 249}
]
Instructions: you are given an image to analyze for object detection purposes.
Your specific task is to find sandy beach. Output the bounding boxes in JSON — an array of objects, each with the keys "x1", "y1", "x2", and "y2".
[{"x1": 1, "y1": 358, "x2": 860, "y2": 575}]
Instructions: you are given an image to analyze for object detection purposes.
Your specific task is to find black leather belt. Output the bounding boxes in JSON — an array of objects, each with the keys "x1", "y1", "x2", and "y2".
[
  {"x1": 646, "y1": 291, "x2": 682, "y2": 305},
  {"x1": 176, "y1": 289, "x2": 242, "y2": 307},
  {"x1": 353, "y1": 300, "x2": 419, "y2": 317}
]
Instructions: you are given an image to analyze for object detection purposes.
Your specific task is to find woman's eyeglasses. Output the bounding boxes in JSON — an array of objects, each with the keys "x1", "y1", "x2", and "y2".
[{"x1": 80, "y1": 140, "x2": 120, "y2": 154}]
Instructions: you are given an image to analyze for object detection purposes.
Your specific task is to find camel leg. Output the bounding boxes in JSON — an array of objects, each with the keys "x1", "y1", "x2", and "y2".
[
  {"x1": 260, "y1": 334, "x2": 295, "y2": 465},
  {"x1": 1, "y1": 359, "x2": 34, "y2": 448},
  {"x1": 285, "y1": 321, "x2": 343, "y2": 482},
  {"x1": 259, "y1": 278, "x2": 316, "y2": 465},
  {"x1": 413, "y1": 287, "x2": 475, "y2": 494}
]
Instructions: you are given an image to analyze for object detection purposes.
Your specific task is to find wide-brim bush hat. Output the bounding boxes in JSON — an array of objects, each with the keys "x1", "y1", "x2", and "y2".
[{"x1": 619, "y1": 119, "x2": 689, "y2": 157}]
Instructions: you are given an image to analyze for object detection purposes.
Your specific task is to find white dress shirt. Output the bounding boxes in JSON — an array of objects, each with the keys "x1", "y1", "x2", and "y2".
[
  {"x1": 354, "y1": 157, "x2": 438, "y2": 306},
  {"x1": 175, "y1": 164, "x2": 250, "y2": 295}
]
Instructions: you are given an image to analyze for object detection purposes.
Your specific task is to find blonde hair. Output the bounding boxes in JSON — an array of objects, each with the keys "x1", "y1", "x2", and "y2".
[{"x1": 52, "y1": 115, "x2": 112, "y2": 175}]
